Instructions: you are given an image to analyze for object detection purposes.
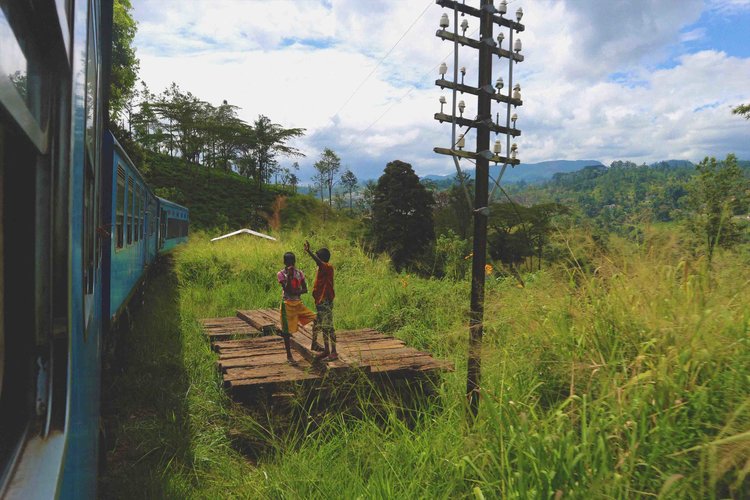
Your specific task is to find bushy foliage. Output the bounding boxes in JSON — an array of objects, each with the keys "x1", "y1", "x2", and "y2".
[
  {"x1": 685, "y1": 154, "x2": 750, "y2": 260},
  {"x1": 371, "y1": 160, "x2": 436, "y2": 271}
]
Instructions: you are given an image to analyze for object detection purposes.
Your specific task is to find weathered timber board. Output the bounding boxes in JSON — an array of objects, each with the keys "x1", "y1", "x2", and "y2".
[
  {"x1": 219, "y1": 347, "x2": 290, "y2": 360},
  {"x1": 219, "y1": 353, "x2": 300, "y2": 371},
  {"x1": 224, "y1": 364, "x2": 319, "y2": 383},
  {"x1": 228, "y1": 372, "x2": 320, "y2": 387},
  {"x1": 212, "y1": 336, "x2": 280, "y2": 350},
  {"x1": 237, "y1": 309, "x2": 275, "y2": 330},
  {"x1": 200, "y1": 316, "x2": 262, "y2": 342}
]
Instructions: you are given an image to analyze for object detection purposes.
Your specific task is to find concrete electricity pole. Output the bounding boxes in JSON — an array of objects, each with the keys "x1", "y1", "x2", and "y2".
[{"x1": 433, "y1": 0, "x2": 525, "y2": 419}]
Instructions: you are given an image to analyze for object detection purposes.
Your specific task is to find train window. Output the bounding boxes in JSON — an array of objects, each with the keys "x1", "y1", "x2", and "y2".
[
  {"x1": 0, "y1": 6, "x2": 46, "y2": 129},
  {"x1": 139, "y1": 188, "x2": 144, "y2": 240},
  {"x1": 116, "y1": 166, "x2": 125, "y2": 249},
  {"x1": 133, "y1": 186, "x2": 139, "y2": 243},
  {"x1": 127, "y1": 177, "x2": 133, "y2": 245},
  {"x1": 139, "y1": 187, "x2": 143, "y2": 240},
  {"x1": 84, "y1": 166, "x2": 95, "y2": 294},
  {"x1": 84, "y1": 10, "x2": 98, "y2": 168}
]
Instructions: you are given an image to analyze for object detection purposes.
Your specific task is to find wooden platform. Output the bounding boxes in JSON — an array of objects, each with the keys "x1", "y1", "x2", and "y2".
[
  {"x1": 199, "y1": 316, "x2": 261, "y2": 340},
  {"x1": 204, "y1": 309, "x2": 453, "y2": 389}
]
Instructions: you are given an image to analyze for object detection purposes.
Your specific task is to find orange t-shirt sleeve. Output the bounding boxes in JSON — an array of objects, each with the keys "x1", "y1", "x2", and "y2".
[{"x1": 313, "y1": 262, "x2": 335, "y2": 303}]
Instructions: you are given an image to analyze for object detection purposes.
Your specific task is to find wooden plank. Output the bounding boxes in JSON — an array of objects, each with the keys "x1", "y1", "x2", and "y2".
[
  {"x1": 219, "y1": 347, "x2": 290, "y2": 360},
  {"x1": 219, "y1": 354, "x2": 296, "y2": 371},
  {"x1": 228, "y1": 372, "x2": 320, "y2": 387},
  {"x1": 212, "y1": 336, "x2": 280, "y2": 350},
  {"x1": 204, "y1": 323, "x2": 260, "y2": 335},
  {"x1": 224, "y1": 363, "x2": 317, "y2": 382},
  {"x1": 237, "y1": 309, "x2": 275, "y2": 330}
]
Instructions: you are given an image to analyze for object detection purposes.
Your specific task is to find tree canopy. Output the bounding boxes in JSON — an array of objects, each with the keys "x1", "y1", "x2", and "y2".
[
  {"x1": 122, "y1": 82, "x2": 305, "y2": 191},
  {"x1": 732, "y1": 103, "x2": 750, "y2": 120},
  {"x1": 110, "y1": 0, "x2": 139, "y2": 122},
  {"x1": 372, "y1": 160, "x2": 436, "y2": 271},
  {"x1": 686, "y1": 154, "x2": 749, "y2": 261},
  {"x1": 313, "y1": 148, "x2": 342, "y2": 206}
]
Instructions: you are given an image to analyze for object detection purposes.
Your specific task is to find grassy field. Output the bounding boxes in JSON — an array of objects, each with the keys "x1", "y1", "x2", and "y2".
[{"x1": 100, "y1": 224, "x2": 750, "y2": 498}]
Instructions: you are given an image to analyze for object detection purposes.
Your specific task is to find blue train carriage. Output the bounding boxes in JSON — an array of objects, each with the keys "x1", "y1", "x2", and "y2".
[
  {"x1": 157, "y1": 197, "x2": 190, "y2": 253},
  {"x1": 103, "y1": 131, "x2": 161, "y2": 322},
  {"x1": 1, "y1": 0, "x2": 114, "y2": 498}
]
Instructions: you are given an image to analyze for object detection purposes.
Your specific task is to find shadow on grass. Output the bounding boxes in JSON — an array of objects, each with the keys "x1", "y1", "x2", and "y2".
[
  {"x1": 229, "y1": 368, "x2": 445, "y2": 461},
  {"x1": 99, "y1": 257, "x2": 192, "y2": 499}
]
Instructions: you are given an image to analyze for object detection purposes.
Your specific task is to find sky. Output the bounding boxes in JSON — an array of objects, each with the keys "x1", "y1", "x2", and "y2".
[{"x1": 130, "y1": 0, "x2": 750, "y2": 181}]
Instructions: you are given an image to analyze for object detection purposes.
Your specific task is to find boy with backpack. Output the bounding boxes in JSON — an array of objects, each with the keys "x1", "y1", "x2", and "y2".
[{"x1": 278, "y1": 251, "x2": 316, "y2": 363}]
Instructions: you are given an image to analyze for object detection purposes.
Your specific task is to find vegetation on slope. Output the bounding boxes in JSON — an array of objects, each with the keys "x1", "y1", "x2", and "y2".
[
  {"x1": 100, "y1": 223, "x2": 750, "y2": 498},
  {"x1": 136, "y1": 151, "x2": 327, "y2": 232}
]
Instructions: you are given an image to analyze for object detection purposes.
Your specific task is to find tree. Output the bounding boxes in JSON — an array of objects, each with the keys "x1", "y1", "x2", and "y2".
[
  {"x1": 686, "y1": 154, "x2": 749, "y2": 261},
  {"x1": 313, "y1": 148, "x2": 341, "y2": 206},
  {"x1": 110, "y1": 0, "x2": 140, "y2": 123},
  {"x1": 434, "y1": 172, "x2": 474, "y2": 239},
  {"x1": 242, "y1": 115, "x2": 305, "y2": 191},
  {"x1": 733, "y1": 103, "x2": 750, "y2": 120},
  {"x1": 287, "y1": 173, "x2": 299, "y2": 194},
  {"x1": 312, "y1": 172, "x2": 326, "y2": 202},
  {"x1": 340, "y1": 169, "x2": 358, "y2": 210},
  {"x1": 361, "y1": 180, "x2": 377, "y2": 214},
  {"x1": 372, "y1": 160, "x2": 435, "y2": 271}
]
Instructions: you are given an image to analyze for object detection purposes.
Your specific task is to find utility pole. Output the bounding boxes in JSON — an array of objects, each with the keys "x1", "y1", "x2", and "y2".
[{"x1": 433, "y1": 0, "x2": 525, "y2": 419}]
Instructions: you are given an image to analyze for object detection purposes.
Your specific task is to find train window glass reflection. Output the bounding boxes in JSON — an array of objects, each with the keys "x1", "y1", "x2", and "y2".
[
  {"x1": 0, "y1": 7, "x2": 44, "y2": 126},
  {"x1": 127, "y1": 177, "x2": 133, "y2": 245},
  {"x1": 84, "y1": 11, "x2": 97, "y2": 166},
  {"x1": 116, "y1": 166, "x2": 125, "y2": 249}
]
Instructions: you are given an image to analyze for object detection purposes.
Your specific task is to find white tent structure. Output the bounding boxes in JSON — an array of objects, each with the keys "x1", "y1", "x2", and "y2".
[{"x1": 210, "y1": 228, "x2": 277, "y2": 242}]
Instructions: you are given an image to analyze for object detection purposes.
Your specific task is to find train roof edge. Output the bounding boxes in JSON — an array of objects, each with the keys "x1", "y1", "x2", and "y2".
[
  {"x1": 107, "y1": 130, "x2": 155, "y2": 199},
  {"x1": 156, "y1": 197, "x2": 189, "y2": 212},
  {"x1": 107, "y1": 130, "x2": 189, "y2": 214}
]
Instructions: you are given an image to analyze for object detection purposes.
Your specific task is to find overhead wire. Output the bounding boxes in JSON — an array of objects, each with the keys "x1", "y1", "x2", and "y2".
[
  {"x1": 331, "y1": 0, "x2": 434, "y2": 121},
  {"x1": 352, "y1": 0, "x2": 523, "y2": 213}
]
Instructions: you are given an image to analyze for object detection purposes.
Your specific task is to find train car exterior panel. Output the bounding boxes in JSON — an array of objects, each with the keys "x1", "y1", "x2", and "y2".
[
  {"x1": 157, "y1": 197, "x2": 189, "y2": 253},
  {"x1": 108, "y1": 134, "x2": 159, "y2": 320}
]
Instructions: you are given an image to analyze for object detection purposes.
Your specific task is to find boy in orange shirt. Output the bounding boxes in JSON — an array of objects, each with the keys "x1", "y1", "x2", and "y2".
[{"x1": 304, "y1": 240, "x2": 337, "y2": 361}]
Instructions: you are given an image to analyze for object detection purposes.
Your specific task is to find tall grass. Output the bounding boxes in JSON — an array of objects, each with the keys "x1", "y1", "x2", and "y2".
[{"x1": 101, "y1": 224, "x2": 750, "y2": 498}]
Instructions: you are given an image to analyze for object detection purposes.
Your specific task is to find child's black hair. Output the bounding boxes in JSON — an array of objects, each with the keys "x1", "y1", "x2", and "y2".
[
  {"x1": 284, "y1": 252, "x2": 296, "y2": 266},
  {"x1": 316, "y1": 248, "x2": 331, "y2": 263}
]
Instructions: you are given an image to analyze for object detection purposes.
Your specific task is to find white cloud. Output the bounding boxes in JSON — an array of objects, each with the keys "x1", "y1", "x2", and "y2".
[{"x1": 131, "y1": 0, "x2": 750, "y2": 180}]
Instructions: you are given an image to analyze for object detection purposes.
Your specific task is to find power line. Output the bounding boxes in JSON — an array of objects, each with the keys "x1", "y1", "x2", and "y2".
[
  {"x1": 355, "y1": 0, "x2": 521, "y2": 138},
  {"x1": 331, "y1": 0, "x2": 434, "y2": 120},
  {"x1": 356, "y1": 29, "x2": 479, "y2": 140}
]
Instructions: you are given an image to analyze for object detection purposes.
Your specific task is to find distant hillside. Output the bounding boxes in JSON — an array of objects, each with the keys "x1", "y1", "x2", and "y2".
[
  {"x1": 141, "y1": 153, "x2": 320, "y2": 230},
  {"x1": 423, "y1": 159, "x2": 605, "y2": 187}
]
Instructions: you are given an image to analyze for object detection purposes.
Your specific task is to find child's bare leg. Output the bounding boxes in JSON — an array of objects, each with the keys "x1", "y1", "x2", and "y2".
[
  {"x1": 283, "y1": 335, "x2": 295, "y2": 363},
  {"x1": 329, "y1": 329, "x2": 337, "y2": 354}
]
